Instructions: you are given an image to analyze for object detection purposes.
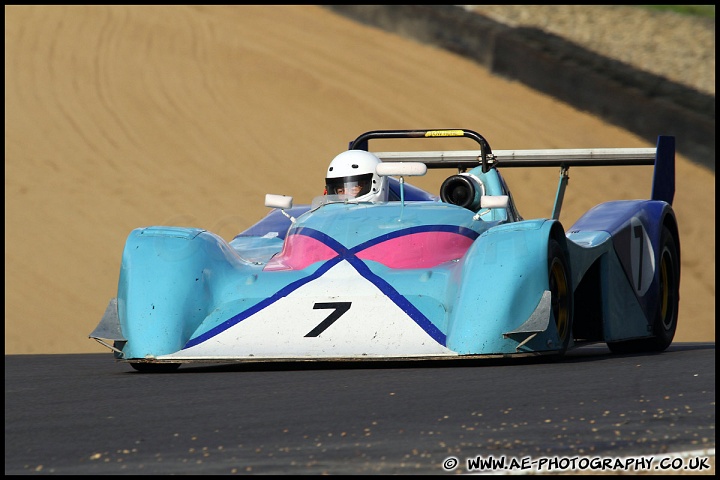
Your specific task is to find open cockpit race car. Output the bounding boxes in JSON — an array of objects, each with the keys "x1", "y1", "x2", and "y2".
[{"x1": 91, "y1": 129, "x2": 680, "y2": 372}]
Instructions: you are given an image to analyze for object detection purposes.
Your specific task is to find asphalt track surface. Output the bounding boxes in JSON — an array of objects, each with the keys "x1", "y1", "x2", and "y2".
[{"x1": 5, "y1": 344, "x2": 715, "y2": 475}]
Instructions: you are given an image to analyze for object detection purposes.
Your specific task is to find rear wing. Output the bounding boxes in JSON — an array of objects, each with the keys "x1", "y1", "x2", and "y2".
[{"x1": 350, "y1": 129, "x2": 675, "y2": 206}]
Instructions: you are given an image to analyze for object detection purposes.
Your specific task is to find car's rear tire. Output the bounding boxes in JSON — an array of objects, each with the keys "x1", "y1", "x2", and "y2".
[
  {"x1": 129, "y1": 362, "x2": 181, "y2": 373},
  {"x1": 607, "y1": 225, "x2": 679, "y2": 353},
  {"x1": 549, "y1": 238, "x2": 573, "y2": 356}
]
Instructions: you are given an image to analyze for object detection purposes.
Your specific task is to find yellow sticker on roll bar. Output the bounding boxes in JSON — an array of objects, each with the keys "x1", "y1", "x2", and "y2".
[{"x1": 425, "y1": 130, "x2": 464, "y2": 137}]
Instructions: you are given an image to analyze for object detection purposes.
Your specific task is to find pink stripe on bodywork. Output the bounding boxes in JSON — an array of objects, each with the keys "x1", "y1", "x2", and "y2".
[
  {"x1": 357, "y1": 231, "x2": 473, "y2": 268},
  {"x1": 263, "y1": 235, "x2": 337, "y2": 271},
  {"x1": 265, "y1": 231, "x2": 473, "y2": 271}
]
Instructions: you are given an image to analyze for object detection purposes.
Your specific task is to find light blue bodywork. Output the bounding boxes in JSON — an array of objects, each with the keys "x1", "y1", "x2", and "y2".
[{"x1": 91, "y1": 134, "x2": 679, "y2": 367}]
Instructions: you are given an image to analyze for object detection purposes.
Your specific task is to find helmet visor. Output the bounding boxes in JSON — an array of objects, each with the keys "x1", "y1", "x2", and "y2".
[{"x1": 325, "y1": 173, "x2": 372, "y2": 197}]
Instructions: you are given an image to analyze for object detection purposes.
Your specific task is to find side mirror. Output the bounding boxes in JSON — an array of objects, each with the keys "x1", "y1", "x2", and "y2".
[
  {"x1": 376, "y1": 162, "x2": 427, "y2": 177},
  {"x1": 375, "y1": 162, "x2": 427, "y2": 212},
  {"x1": 265, "y1": 194, "x2": 295, "y2": 223},
  {"x1": 480, "y1": 195, "x2": 509, "y2": 209},
  {"x1": 265, "y1": 194, "x2": 293, "y2": 210}
]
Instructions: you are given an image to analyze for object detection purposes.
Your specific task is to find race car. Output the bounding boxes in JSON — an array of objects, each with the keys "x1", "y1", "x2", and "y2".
[{"x1": 90, "y1": 129, "x2": 680, "y2": 372}]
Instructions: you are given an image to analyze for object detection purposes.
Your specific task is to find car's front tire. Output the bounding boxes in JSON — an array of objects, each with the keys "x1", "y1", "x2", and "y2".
[{"x1": 549, "y1": 238, "x2": 573, "y2": 356}]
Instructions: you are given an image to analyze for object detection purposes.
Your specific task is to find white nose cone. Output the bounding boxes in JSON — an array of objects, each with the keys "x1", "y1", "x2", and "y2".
[{"x1": 162, "y1": 260, "x2": 455, "y2": 360}]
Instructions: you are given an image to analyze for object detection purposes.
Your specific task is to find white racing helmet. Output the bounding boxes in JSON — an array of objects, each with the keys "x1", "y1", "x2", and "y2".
[{"x1": 325, "y1": 150, "x2": 388, "y2": 203}]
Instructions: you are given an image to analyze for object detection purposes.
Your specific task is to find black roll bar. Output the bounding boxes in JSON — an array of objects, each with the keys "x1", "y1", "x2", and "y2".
[{"x1": 349, "y1": 129, "x2": 495, "y2": 173}]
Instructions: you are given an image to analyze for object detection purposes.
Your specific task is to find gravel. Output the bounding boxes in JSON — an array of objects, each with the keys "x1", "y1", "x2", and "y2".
[{"x1": 463, "y1": 5, "x2": 715, "y2": 96}]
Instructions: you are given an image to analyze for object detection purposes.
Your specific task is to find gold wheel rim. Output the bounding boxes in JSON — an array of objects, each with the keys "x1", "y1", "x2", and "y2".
[{"x1": 550, "y1": 259, "x2": 570, "y2": 343}]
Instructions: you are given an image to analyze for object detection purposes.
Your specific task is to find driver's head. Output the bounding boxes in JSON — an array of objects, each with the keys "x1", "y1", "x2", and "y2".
[{"x1": 324, "y1": 150, "x2": 388, "y2": 202}]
